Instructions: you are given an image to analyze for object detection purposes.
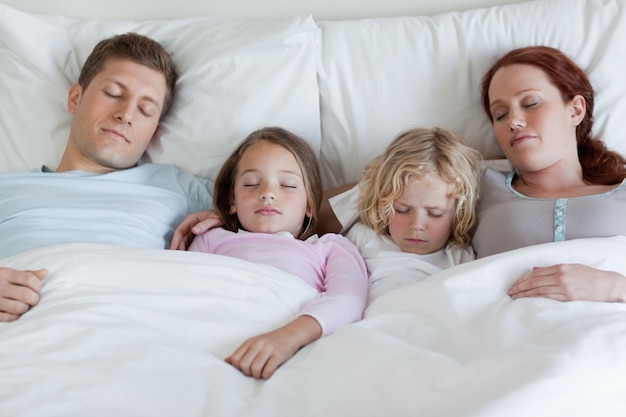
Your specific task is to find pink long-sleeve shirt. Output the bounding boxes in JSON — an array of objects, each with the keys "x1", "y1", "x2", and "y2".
[{"x1": 188, "y1": 228, "x2": 368, "y2": 335}]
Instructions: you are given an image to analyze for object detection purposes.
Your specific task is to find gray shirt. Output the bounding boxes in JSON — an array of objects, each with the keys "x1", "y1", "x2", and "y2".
[{"x1": 472, "y1": 168, "x2": 626, "y2": 258}]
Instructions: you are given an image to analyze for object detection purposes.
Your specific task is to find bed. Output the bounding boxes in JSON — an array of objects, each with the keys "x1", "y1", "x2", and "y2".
[{"x1": 1, "y1": 0, "x2": 626, "y2": 415}]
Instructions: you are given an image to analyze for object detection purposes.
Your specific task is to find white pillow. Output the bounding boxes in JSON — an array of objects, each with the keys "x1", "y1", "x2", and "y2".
[
  {"x1": 317, "y1": 0, "x2": 626, "y2": 188},
  {"x1": 0, "y1": 5, "x2": 321, "y2": 181}
]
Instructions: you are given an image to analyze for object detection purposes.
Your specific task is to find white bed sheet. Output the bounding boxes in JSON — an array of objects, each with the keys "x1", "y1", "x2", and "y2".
[{"x1": 1, "y1": 238, "x2": 626, "y2": 416}]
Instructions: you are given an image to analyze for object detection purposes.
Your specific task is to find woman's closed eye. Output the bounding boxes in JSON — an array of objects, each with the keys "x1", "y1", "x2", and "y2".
[{"x1": 494, "y1": 112, "x2": 508, "y2": 121}]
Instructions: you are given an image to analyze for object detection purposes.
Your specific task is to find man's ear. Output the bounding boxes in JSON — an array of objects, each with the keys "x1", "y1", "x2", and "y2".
[
  {"x1": 569, "y1": 94, "x2": 586, "y2": 126},
  {"x1": 67, "y1": 83, "x2": 83, "y2": 114}
]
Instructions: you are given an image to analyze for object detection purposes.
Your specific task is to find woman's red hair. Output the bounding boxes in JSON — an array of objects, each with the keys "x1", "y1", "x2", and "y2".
[{"x1": 481, "y1": 46, "x2": 626, "y2": 185}]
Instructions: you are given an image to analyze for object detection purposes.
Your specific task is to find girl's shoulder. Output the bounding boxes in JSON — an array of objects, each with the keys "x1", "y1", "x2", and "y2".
[{"x1": 314, "y1": 232, "x2": 361, "y2": 252}]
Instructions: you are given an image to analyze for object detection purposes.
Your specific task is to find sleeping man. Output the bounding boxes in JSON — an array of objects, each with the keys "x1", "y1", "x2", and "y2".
[{"x1": 0, "y1": 33, "x2": 212, "y2": 322}]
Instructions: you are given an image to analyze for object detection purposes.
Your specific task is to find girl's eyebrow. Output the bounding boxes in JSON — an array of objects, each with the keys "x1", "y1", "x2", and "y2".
[{"x1": 240, "y1": 168, "x2": 302, "y2": 177}]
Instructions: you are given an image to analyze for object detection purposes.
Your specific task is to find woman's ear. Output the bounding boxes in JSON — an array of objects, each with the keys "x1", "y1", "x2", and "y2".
[{"x1": 569, "y1": 94, "x2": 586, "y2": 126}]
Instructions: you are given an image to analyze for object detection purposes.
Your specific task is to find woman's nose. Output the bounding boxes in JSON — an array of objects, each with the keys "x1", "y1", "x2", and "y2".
[{"x1": 508, "y1": 112, "x2": 525, "y2": 131}]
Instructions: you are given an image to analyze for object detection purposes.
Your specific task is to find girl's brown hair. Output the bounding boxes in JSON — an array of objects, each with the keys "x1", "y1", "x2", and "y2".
[{"x1": 213, "y1": 127, "x2": 322, "y2": 240}]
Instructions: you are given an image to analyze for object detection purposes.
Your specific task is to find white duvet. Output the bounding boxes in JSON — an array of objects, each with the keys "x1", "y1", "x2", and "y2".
[{"x1": 1, "y1": 238, "x2": 625, "y2": 417}]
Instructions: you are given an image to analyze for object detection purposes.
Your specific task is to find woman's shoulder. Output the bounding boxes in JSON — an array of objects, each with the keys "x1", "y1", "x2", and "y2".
[
  {"x1": 482, "y1": 165, "x2": 511, "y2": 181},
  {"x1": 478, "y1": 166, "x2": 516, "y2": 203}
]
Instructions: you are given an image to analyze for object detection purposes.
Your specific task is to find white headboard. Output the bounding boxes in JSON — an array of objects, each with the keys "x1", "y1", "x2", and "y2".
[{"x1": 0, "y1": 0, "x2": 528, "y2": 19}]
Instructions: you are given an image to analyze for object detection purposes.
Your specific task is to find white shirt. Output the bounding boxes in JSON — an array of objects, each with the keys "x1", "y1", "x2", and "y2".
[{"x1": 348, "y1": 222, "x2": 474, "y2": 304}]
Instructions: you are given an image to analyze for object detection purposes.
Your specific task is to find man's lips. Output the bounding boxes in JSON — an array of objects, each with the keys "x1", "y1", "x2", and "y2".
[{"x1": 103, "y1": 128, "x2": 129, "y2": 143}]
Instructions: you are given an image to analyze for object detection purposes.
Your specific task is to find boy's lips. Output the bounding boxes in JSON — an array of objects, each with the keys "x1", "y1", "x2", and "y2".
[{"x1": 405, "y1": 237, "x2": 427, "y2": 244}]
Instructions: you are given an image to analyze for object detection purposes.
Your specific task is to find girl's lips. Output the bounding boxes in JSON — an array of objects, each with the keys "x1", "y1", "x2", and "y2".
[{"x1": 255, "y1": 207, "x2": 280, "y2": 215}]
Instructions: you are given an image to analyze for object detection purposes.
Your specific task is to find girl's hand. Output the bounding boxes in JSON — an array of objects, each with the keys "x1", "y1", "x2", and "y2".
[
  {"x1": 169, "y1": 210, "x2": 221, "y2": 250},
  {"x1": 508, "y1": 263, "x2": 626, "y2": 302},
  {"x1": 0, "y1": 267, "x2": 48, "y2": 322},
  {"x1": 225, "y1": 315, "x2": 322, "y2": 379}
]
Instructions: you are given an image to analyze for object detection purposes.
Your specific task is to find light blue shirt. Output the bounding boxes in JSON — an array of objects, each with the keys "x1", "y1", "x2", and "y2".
[{"x1": 0, "y1": 163, "x2": 212, "y2": 260}]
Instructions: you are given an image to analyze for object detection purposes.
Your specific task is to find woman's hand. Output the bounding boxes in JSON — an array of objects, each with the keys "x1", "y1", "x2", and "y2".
[
  {"x1": 169, "y1": 210, "x2": 222, "y2": 250},
  {"x1": 0, "y1": 267, "x2": 48, "y2": 322},
  {"x1": 225, "y1": 315, "x2": 322, "y2": 379},
  {"x1": 509, "y1": 263, "x2": 626, "y2": 302}
]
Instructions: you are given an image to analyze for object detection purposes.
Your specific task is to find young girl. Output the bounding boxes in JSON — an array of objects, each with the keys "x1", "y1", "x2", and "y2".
[
  {"x1": 188, "y1": 126, "x2": 368, "y2": 379},
  {"x1": 330, "y1": 127, "x2": 481, "y2": 303}
]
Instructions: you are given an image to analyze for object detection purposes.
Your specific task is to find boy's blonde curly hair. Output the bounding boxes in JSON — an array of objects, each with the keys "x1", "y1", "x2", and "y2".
[{"x1": 359, "y1": 127, "x2": 481, "y2": 247}]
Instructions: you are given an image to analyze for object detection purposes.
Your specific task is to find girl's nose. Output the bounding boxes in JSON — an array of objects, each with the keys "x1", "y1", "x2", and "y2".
[{"x1": 259, "y1": 184, "x2": 277, "y2": 200}]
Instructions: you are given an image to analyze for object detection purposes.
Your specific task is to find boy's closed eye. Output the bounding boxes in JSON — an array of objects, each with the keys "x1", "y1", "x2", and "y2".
[{"x1": 428, "y1": 211, "x2": 445, "y2": 218}]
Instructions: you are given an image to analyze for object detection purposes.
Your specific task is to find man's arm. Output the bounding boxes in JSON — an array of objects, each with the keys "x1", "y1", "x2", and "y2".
[
  {"x1": 170, "y1": 210, "x2": 222, "y2": 250},
  {"x1": 0, "y1": 268, "x2": 47, "y2": 322}
]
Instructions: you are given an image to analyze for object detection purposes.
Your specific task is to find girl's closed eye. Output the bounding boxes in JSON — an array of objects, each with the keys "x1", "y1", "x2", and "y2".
[
  {"x1": 278, "y1": 172, "x2": 304, "y2": 190},
  {"x1": 239, "y1": 172, "x2": 261, "y2": 188},
  {"x1": 281, "y1": 179, "x2": 303, "y2": 189}
]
